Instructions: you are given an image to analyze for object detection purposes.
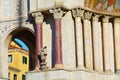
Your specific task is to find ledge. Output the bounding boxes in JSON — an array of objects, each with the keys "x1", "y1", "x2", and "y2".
[
  {"x1": 26, "y1": 69, "x2": 120, "y2": 80},
  {"x1": 30, "y1": 0, "x2": 120, "y2": 17}
]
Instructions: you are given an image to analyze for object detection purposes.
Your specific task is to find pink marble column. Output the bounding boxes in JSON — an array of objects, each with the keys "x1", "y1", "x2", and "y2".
[
  {"x1": 114, "y1": 18, "x2": 120, "y2": 73},
  {"x1": 32, "y1": 12, "x2": 44, "y2": 71},
  {"x1": 51, "y1": 8, "x2": 64, "y2": 69}
]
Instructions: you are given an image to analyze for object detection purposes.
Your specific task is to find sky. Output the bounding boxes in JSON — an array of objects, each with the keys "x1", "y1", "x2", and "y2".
[{"x1": 14, "y1": 38, "x2": 29, "y2": 50}]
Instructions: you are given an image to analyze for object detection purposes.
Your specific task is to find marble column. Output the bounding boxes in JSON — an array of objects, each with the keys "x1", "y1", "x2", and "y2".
[
  {"x1": 83, "y1": 12, "x2": 93, "y2": 70},
  {"x1": 103, "y1": 16, "x2": 115, "y2": 73},
  {"x1": 72, "y1": 9, "x2": 85, "y2": 69},
  {"x1": 114, "y1": 18, "x2": 120, "y2": 73},
  {"x1": 92, "y1": 15, "x2": 103, "y2": 72},
  {"x1": 32, "y1": 12, "x2": 44, "y2": 71},
  {"x1": 51, "y1": 8, "x2": 64, "y2": 69}
]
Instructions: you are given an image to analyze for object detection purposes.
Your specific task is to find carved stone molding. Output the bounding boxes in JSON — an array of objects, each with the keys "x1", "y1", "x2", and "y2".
[
  {"x1": 102, "y1": 16, "x2": 110, "y2": 23},
  {"x1": 49, "y1": 8, "x2": 64, "y2": 19},
  {"x1": 72, "y1": 9, "x2": 84, "y2": 18},
  {"x1": 32, "y1": 12, "x2": 44, "y2": 23},
  {"x1": 114, "y1": 18, "x2": 120, "y2": 23},
  {"x1": 0, "y1": 21, "x2": 33, "y2": 39},
  {"x1": 84, "y1": 12, "x2": 92, "y2": 20},
  {"x1": 0, "y1": 23, "x2": 14, "y2": 37},
  {"x1": 92, "y1": 14, "x2": 101, "y2": 22}
]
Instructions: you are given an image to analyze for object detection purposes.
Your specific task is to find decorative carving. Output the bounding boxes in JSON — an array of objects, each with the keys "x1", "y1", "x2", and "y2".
[
  {"x1": 32, "y1": 12, "x2": 44, "y2": 23},
  {"x1": 0, "y1": 23, "x2": 14, "y2": 37},
  {"x1": 102, "y1": 16, "x2": 110, "y2": 23},
  {"x1": 0, "y1": 21, "x2": 33, "y2": 38},
  {"x1": 72, "y1": 9, "x2": 77, "y2": 17},
  {"x1": 84, "y1": 12, "x2": 92, "y2": 20},
  {"x1": 40, "y1": 46, "x2": 48, "y2": 71},
  {"x1": 114, "y1": 18, "x2": 120, "y2": 23},
  {"x1": 77, "y1": 9, "x2": 84, "y2": 18},
  {"x1": 92, "y1": 14, "x2": 101, "y2": 22},
  {"x1": 49, "y1": 8, "x2": 65, "y2": 19},
  {"x1": 72, "y1": 9, "x2": 84, "y2": 18}
]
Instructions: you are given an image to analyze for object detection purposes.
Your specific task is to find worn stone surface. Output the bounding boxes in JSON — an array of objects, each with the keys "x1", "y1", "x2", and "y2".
[
  {"x1": 83, "y1": 19, "x2": 93, "y2": 70},
  {"x1": 93, "y1": 21, "x2": 103, "y2": 72},
  {"x1": 0, "y1": 0, "x2": 27, "y2": 21},
  {"x1": 43, "y1": 22, "x2": 52, "y2": 69},
  {"x1": 30, "y1": 0, "x2": 84, "y2": 12},
  {"x1": 114, "y1": 21, "x2": 120, "y2": 71},
  {"x1": 103, "y1": 22, "x2": 115, "y2": 73},
  {"x1": 62, "y1": 11, "x2": 76, "y2": 69},
  {"x1": 26, "y1": 70, "x2": 120, "y2": 80},
  {"x1": 75, "y1": 17, "x2": 84, "y2": 69}
]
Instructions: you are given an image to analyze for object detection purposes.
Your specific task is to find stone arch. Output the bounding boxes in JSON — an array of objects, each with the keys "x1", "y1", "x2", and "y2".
[{"x1": 0, "y1": 22, "x2": 35, "y2": 79}]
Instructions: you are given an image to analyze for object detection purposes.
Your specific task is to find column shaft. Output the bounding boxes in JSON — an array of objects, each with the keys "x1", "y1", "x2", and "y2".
[
  {"x1": 32, "y1": 12, "x2": 44, "y2": 71},
  {"x1": 75, "y1": 17, "x2": 84, "y2": 69},
  {"x1": 35, "y1": 22, "x2": 43, "y2": 68},
  {"x1": 93, "y1": 16, "x2": 103, "y2": 72},
  {"x1": 55, "y1": 18, "x2": 63, "y2": 65},
  {"x1": 114, "y1": 18, "x2": 120, "y2": 73},
  {"x1": 51, "y1": 8, "x2": 64, "y2": 69},
  {"x1": 103, "y1": 17, "x2": 114, "y2": 73},
  {"x1": 83, "y1": 19, "x2": 93, "y2": 70}
]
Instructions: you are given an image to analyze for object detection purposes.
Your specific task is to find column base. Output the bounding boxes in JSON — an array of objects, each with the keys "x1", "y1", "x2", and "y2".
[
  {"x1": 86, "y1": 66, "x2": 93, "y2": 71},
  {"x1": 95, "y1": 67, "x2": 103, "y2": 72},
  {"x1": 33, "y1": 66, "x2": 41, "y2": 72},
  {"x1": 54, "y1": 64, "x2": 64, "y2": 69},
  {"x1": 77, "y1": 65, "x2": 85, "y2": 70},
  {"x1": 105, "y1": 70, "x2": 113, "y2": 74}
]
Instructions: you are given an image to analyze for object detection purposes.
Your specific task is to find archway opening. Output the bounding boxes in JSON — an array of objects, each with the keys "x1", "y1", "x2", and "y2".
[{"x1": 4, "y1": 28, "x2": 35, "y2": 79}]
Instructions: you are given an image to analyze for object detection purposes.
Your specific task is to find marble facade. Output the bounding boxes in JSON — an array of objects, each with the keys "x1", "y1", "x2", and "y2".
[{"x1": 1, "y1": 0, "x2": 120, "y2": 80}]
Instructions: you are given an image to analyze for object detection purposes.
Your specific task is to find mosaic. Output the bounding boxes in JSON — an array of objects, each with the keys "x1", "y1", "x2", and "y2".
[{"x1": 86, "y1": 0, "x2": 120, "y2": 12}]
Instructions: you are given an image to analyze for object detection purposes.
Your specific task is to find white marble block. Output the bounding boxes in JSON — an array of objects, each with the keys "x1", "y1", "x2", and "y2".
[{"x1": 62, "y1": 11, "x2": 76, "y2": 69}]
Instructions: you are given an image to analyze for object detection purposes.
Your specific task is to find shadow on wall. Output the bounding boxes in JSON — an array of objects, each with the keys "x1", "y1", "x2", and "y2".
[{"x1": 44, "y1": 14, "x2": 56, "y2": 68}]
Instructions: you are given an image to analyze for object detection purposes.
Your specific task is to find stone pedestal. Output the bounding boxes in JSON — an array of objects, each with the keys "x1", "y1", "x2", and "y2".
[
  {"x1": 26, "y1": 69, "x2": 120, "y2": 80},
  {"x1": 92, "y1": 15, "x2": 103, "y2": 72}
]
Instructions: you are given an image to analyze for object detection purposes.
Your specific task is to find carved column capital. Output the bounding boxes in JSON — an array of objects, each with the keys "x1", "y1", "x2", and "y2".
[
  {"x1": 92, "y1": 14, "x2": 101, "y2": 22},
  {"x1": 32, "y1": 12, "x2": 44, "y2": 23},
  {"x1": 114, "y1": 17, "x2": 120, "y2": 23},
  {"x1": 72, "y1": 9, "x2": 84, "y2": 18},
  {"x1": 102, "y1": 16, "x2": 110, "y2": 23},
  {"x1": 50, "y1": 8, "x2": 64, "y2": 19},
  {"x1": 84, "y1": 12, "x2": 92, "y2": 20}
]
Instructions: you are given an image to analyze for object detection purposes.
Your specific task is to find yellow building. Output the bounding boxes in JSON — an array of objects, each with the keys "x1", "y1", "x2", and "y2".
[{"x1": 8, "y1": 41, "x2": 29, "y2": 80}]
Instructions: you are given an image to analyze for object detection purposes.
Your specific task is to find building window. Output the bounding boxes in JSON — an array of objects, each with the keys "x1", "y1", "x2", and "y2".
[
  {"x1": 14, "y1": 74, "x2": 17, "y2": 80},
  {"x1": 22, "y1": 75, "x2": 26, "y2": 80},
  {"x1": 8, "y1": 55, "x2": 12, "y2": 63},
  {"x1": 22, "y1": 56, "x2": 27, "y2": 64}
]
